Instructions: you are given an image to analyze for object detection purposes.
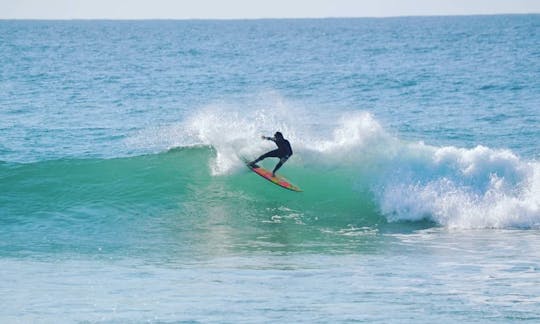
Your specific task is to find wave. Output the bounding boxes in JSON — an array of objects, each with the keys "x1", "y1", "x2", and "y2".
[
  {"x1": 124, "y1": 101, "x2": 540, "y2": 229},
  {"x1": 3, "y1": 105, "x2": 539, "y2": 230}
]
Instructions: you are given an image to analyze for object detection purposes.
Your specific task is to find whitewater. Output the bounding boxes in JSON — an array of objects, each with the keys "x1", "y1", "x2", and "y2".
[{"x1": 1, "y1": 16, "x2": 539, "y2": 322}]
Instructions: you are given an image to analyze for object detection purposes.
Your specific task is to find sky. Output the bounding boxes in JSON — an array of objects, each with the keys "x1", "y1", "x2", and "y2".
[{"x1": 1, "y1": 0, "x2": 540, "y2": 19}]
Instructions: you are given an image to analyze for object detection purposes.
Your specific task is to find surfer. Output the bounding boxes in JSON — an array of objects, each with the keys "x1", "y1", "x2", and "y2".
[{"x1": 249, "y1": 132, "x2": 293, "y2": 177}]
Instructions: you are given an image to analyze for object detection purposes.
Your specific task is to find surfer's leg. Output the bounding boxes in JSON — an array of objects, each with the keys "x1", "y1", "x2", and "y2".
[
  {"x1": 272, "y1": 156, "x2": 289, "y2": 177},
  {"x1": 250, "y1": 150, "x2": 279, "y2": 166}
]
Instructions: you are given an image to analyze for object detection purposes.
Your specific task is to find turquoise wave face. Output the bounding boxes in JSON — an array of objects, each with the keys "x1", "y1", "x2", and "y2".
[
  {"x1": 0, "y1": 147, "x2": 372, "y2": 220},
  {"x1": 0, "y1": 147, "x2": 394, "y2": 259}
]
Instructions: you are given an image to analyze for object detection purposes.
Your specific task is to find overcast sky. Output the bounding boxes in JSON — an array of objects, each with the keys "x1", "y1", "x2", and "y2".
[{"x1": 1, "y1": 0, "x2": 540, "y2": 19}]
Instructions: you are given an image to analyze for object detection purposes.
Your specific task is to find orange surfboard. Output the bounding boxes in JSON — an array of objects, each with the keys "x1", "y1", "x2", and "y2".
[{"x1": 244, "y1": 160, "x2": 302, "y2": 192}]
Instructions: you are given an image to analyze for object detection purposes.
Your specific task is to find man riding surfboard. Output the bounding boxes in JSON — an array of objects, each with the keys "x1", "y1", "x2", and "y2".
[{"x1": 248, "y1": 132, "x2": 293, "y2": 177}]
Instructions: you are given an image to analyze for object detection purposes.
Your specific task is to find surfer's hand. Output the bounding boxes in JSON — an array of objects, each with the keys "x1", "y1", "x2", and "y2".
[{"x1": 261, "y1": 136, "x2": 267, "y2": 140}]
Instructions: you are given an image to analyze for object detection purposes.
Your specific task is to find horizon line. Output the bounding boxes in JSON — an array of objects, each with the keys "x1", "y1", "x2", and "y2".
[{"x1": 1, "y1": 12, "x2": 539, "y2": 21}]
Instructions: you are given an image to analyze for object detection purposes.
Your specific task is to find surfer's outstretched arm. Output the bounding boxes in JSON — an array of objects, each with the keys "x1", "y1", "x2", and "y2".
[{"x1": 261, "y1": 135, "x2": 276, "y2": 142}]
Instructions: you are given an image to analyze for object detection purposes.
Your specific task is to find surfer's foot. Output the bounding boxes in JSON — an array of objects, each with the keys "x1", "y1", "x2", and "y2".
[
  {"x1": 272, "y1": 173, "x2": 276, "y2": 177},
  {"x1": 248, "y1": 161, "x2": 258, "y2": 168}
]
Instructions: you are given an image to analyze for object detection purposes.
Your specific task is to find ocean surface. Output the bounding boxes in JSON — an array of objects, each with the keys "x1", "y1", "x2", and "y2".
[{"x1": 1, "y1": 16, "x2": 539, "y2": 322}]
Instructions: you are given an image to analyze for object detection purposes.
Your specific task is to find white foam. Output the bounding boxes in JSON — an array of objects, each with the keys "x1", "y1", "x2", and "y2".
[{"x1": 373, "y1": 143, "x2": 540, "y2": 229}]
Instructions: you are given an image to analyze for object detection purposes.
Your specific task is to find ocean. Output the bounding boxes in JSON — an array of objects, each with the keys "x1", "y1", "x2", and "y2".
[{"x1": 1, "y1": 16, "x2": 539, "y2": 322}]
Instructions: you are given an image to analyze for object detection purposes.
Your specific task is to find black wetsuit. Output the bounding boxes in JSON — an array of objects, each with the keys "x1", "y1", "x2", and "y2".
[
  {"x1": 261, "y1": 137, "x2": 293, "y2": 160},
  {"x1": 251, "y1": 136, "x2": 293, "y2": 175}
]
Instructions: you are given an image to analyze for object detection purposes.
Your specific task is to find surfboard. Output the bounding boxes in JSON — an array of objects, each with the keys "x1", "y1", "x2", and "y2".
[{"x1": 243, "y1": 159, "x2": 302, "y2": 192}]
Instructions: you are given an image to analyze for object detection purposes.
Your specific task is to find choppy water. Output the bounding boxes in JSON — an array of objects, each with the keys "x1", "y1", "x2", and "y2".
[{"x1": 1, "y1": 16, "x2": 539, "y2": 322}]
